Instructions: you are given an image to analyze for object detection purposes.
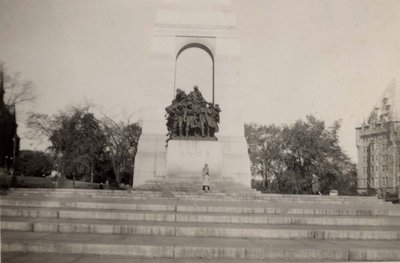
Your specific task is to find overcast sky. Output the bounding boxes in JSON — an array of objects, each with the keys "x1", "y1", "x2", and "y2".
[{"x1": 1, "y1": 0, "x2": 400, "y2": 161}]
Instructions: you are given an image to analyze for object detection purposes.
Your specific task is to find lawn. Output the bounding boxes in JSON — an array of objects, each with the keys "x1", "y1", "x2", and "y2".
[{"x1": 14, "y1": 176, "x2": 100, "y2": 189}]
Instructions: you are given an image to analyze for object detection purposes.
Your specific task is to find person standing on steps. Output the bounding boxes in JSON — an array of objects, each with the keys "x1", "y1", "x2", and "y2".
[
  {"x1": 312, "y1": 174, "x2": 322, "y2": 195},
  {"x1": 202, "y1": 163, "x2": 210, "y2": 193}
]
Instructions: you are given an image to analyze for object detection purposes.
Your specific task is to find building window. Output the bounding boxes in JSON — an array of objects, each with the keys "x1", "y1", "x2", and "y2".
[
  {"x1": 371, "y1": 178, "x2": 374, "y2": 186},
  {"x1": 372, "y1": 156, "x2": 374, "y2": 161}
]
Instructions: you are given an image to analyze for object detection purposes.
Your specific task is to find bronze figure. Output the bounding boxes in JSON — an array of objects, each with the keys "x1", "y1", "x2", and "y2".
[{"x1": 165, "y1": 86, "x2": 221, "y2": 141}]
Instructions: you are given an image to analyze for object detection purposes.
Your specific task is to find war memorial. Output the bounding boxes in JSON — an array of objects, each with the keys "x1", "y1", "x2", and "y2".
[
  {"x1": 1, "y1": 0, "x2": 400, "y2": 262},
  {"x1": 133, "y1": 0, "x2": 251, "y2": 187}
]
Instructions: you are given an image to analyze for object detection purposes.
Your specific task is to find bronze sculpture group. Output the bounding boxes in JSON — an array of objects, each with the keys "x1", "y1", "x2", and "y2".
[{"x1": 166, "y1": 86, "x2": 221, "y2": 140}]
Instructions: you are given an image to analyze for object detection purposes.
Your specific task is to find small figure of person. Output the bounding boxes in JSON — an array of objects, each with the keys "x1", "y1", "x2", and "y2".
[
  {"x1": 312, "y1": 174, "x2": 321, "y2": 195},
  {"x1": 202, "y1": 163, "x2": 210, "y2": 193}
]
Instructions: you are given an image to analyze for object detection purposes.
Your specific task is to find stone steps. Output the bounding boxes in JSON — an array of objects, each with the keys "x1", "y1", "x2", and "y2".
[
  {"x1": 4, "y1": 252, "x2": 374, "y2": 263},
  {"x1": 2, "y1": 206, "x2": 400, "y2": 226},
  {"x1": 5, "y1": 193, "x2": 386, "y2": 205},
  {"x1": 2, "y1": 188, "x2": 400, "y2": 262},
  {"x1": 2, "y1": 216, "x2": 400, "y2": 240},
  {"x1": 6, "y1": 190, "x2": 388, "y2": 205},
  {"x1": 1, "y1": 197, "x2": 398, "y2": 216},
  {"x1": 135, "y1": 177, "x2": 259, "y2": 194},
  {"x1": 3, "y1": 231, "x2": 400, "y2": 261},
  {"x1": 11, "y1": 187, "x2": 382, "y2": 198}
]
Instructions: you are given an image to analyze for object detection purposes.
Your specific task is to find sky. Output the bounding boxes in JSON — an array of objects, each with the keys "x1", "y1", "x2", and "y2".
[{"x1": 1, "y1": 0, "x2": 400, "y2": 161}]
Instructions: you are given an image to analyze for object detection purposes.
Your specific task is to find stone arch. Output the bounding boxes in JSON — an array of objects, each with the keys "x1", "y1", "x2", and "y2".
[{"x1": 174, "y1": 43, "x2": 215, "y2": 104}]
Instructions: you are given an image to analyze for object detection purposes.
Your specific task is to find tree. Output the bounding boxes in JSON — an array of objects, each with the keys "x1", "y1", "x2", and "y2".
[
  {"x1": 27, "y1": 106, "x2": 106, "y2": 186},
  {"x1": 246, "y1": 115, "x2": 357, "y2": 195},
  {"x1": 25, "y1": 113, "x2": 58, "y2": 145},
  {"x1": 27, "y1": 105, "x2": 142, "y2": 187},
  {"x1": 79, "y1": 113, "x2": 107, "y2": 183},
  {"x1": 49, "y1": 109, "x2": 89, "y2": 186},
  {"x1": 19, "y1": 150, "x2": 53, "y2": 177},
  {"x1": 101, "y1": 117, "x2": 141, "y2": 186},
  {"x1": 1, "y1": 63, "x2": 35, "y2": 107},
  {"x1": 245, "y1": 123, "x2": 284, "y2": 190}
]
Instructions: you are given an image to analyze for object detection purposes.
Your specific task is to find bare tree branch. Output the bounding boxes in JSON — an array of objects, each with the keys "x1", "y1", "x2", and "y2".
[{"x1": 1, "y1": 65, "x2": 36, "y2": 106}]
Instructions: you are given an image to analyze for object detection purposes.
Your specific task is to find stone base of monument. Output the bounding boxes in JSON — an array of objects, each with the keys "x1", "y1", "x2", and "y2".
[
  {"x1": 219, "y1": 135, "x2": 252, "y2": 187},
  {"x1": 166, "y1": 140, "x2": 223, "y2": 179},
  {"x1": 134, "y1": 134, "x2": 167, "y2": 186},
  {"x1": 134, "y1": 134, "x2": 252, "y2": 187}
]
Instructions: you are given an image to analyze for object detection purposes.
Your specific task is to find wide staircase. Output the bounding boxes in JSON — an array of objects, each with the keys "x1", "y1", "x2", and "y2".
[{"x1": 1, "y1": 178, "x2": 400, "y2": 262}]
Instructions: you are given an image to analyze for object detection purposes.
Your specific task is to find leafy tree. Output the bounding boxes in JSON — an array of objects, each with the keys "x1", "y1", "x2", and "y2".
[
  {"x1": 49, "y1": 108, "x2": 90, "y2": 185},
  {"x1": 19, "y1": 150, "x2": 53, "y2": 177},
  {"x1": 79, "y1": 113, "x2": 107, "y2": 183},
  {"x1": 27, "y1": 106, "x2": 106, "y2": 186},
  {"x1": 245, "y1": 123, "x2": 284, "y2": 190},
  {"x1": 101, "y1": 117, "x2": 141, "y2": 186},
  {"x1": 27, "y1": 105, "x2": 142, "y2": 187},
  {"x1": 246, "y1": 115, "x2": 357, "y2": 195}
]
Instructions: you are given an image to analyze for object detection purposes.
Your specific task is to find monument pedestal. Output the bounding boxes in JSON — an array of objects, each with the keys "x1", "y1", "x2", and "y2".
[
  {"x1": 134, "y1": 134, "x2": 167, "y2": 186},
  {"x1": 134, "y1": 134, "x2": 251, "y2": 187},
  {"x1": 166, "y1": 140, "x2": 223, "y2": 179},
  {"x1": 219, "y1": 135, "x2": 252, "y2": 187}
]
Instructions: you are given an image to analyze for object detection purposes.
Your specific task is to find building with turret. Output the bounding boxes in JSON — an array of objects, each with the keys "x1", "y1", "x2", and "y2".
[
  {"x1": 0, "y1": 68, "x2": 20, "y2": 171},
  {"x1": 356, "y1": 79, "x2": 400, "y2": 194}
]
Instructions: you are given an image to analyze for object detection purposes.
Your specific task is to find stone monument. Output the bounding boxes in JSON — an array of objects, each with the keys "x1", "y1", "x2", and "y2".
[{"x1": 134, "y1": 0, "x2": 251, "y2": 187}]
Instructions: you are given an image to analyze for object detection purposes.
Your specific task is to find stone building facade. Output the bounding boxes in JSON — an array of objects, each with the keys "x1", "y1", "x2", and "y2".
[
  {"x1": 0, "y1": 69, "x2": 19, "y2": 171},
  {"x1": 356, "y1": 80, "x2": 400, "y2": 194}
]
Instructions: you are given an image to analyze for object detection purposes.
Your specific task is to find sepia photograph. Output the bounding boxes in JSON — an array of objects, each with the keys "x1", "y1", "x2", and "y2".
[{"x1": 1, "y1": 0, "x2": 400, "y2": 262}]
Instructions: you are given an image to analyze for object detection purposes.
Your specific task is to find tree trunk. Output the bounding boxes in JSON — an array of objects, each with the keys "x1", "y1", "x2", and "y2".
[
  {"x1": 115, "y1": 167, "x2": 120, "y2": 185},
  {"x1": 110, "y1": 155, "x2": 120, "y2": 185},
  {"x1": 73, "y1": 173, "x2": 75, "y2": 188},
  {"x1": 90, "y1": 165, "x2": 94, "y2": 184},
  {"x1": 130, "y1": 157, "x2": 136, "y2": 187}
]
